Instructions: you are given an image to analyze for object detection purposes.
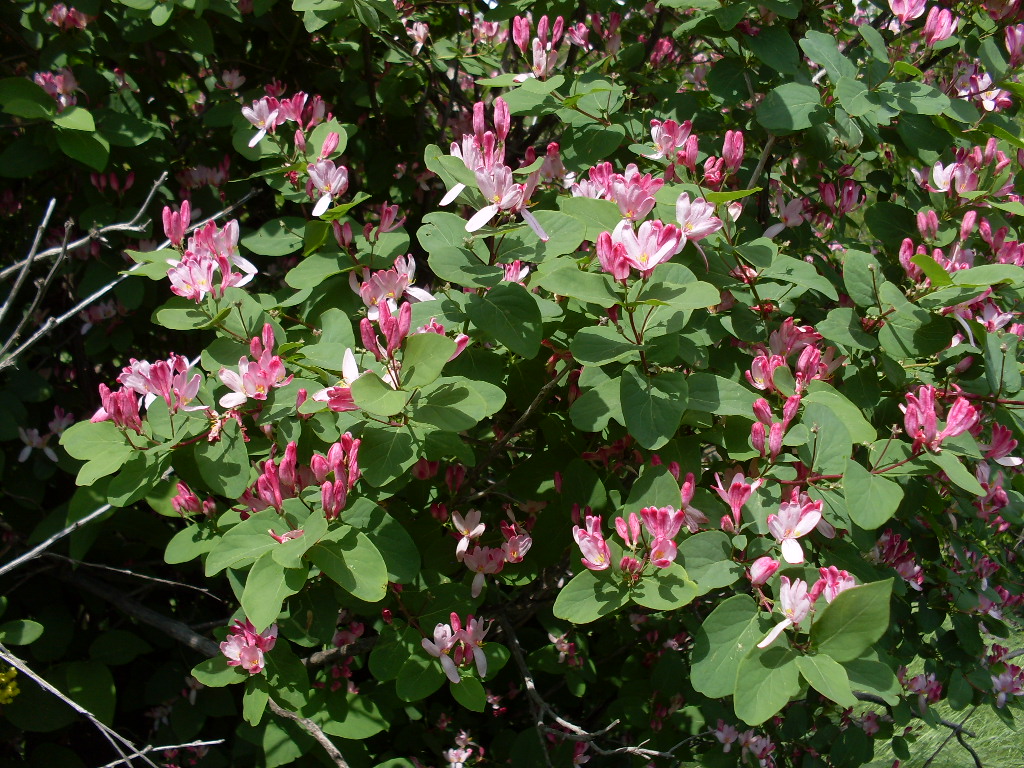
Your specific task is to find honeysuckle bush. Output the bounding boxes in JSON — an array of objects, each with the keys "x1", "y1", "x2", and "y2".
[{"x1": 2, "y1": 1, "x2": 1024, "y2": 767}]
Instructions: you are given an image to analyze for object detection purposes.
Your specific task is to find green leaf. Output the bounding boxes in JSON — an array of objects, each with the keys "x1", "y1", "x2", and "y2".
[
  {"x1": 691, "y1": 595, "x2": 769, "y2": 698},
  {"x1": 0, "y1": 619, "x2": 44, "y2": 645},
  {"x1": 626, "y1": 465, "x2": 681, "y2": 509},
  {"x1": 686, "y1": 373, "x2": 757, "y2": 417},
  {"x1": 679, "y1": 531, "x2": 743, "y2": 594},
  {"x1": 55, "y1": 130, "x2": 109, "y2": 171},
  {"x1": 450, "y1": 677, "x2": 487, "y2": 712},
  {"x1": 396, "y1": 650, "x2": 446, "y2": 702},
  {"x1": 106, "y1": 449, "x2": 171, "y2": 507},
  {"x1": 744, "y1": 25, "x2": 801, "y2": 75},
  {"x1": 620, "y1": 367, "x2": 688, "y2": 450},
  {"x1": 803, "y1": 383, "x2": 877, "y2": 444},
  {"x1": 911, "y1": 254, "x2": 953, "y2": 287},
  {"x1": 66, "y1": 661, "x2": 116, "y2": 725},
  {"x1": 552, "y1": 569, "x2": 629, "y2": 624},
  {"x1": 811, "y1": 580, "x2": 893, "y2": 662},
  {"x1": 532, "y1": 261, "x2": 620, "y2": 307},
  {"x1": 51, "y1": 106, "x2": 95, "y2": 132},
  {"x1": 631, "y1": 563, "x2": 698, "y2": 610},
  {"x1": 835, "y1": 77, "x2": 874, "y2": 117},
  {"x1": 843, "y1": 656, "x2": 901, "y2": 705},
  {"x1": 192, "y1": 655, "x2": 248, "y2": 687},
  {"x1": 799, "y1": 31, "x2": 858, "y2": 81},
  {"x1": 165, "y1": 524, "x2": 218, "y2": 565},
  {"x1": 734, "y1": 646, "x2": 801, "y2": 725},
  {"x1": 817, "y1": 306, "x2": 878, "y2": 351},
  {"x1": 241, "y1": 551, "x2": 308, "y2": 633},
  {"x1": 569, "y1": 375, "x2": 624, "y2": 432},
  {"x1": 370, "y1": 625, "x2": 421, "y2": 682},
  {"x1": 351, "y1": 371, "x2": 407, "y2": 416},
  {"x1": 428, "y1": 248, "x2": 503, "y2": 288},
  {"x1": 558, "y1": 197, "x2": 622, "y2": 241},
  {"x1": 797, "y1": 654, "x2": 858, "y2": 707},
  {"x1": 318, "y1": 690, "x2": 388, "y2": 738},
  {"x1": 924, "y1": 451, "x2": 985, "y2": 495},
  {"x1": 761, "y1": 254, "x2": 838, "y2": 301},
  {"x1": 877, "y1": 81, "x2": 950, "y2": 115},
  {"x1": 0, "y1": 78, "x2": 56, "y2": 119},
  {"x1": 843, "y1": 250, "x2": 882, "y2": 308},
  {"x1": 358, "y1": 426, "x2": 417, "y2": 486},
  {"x1": 152, "y1": 297, "x2": 217, "y2": 330},
  {"x1": 865, "y1": 203, "x2": 917, "y2": 252},
  {"x1": 844, "y1": 459, "x2": 904, "y2": 530},
  {"x1": 243, "y1": 675, "x2": 270, "y2": 725},
  {"x1": 241, "y1": 217, "x2": 305, "y2": 256},
  {"x1": 466, "y1": 283, "x2": 542, "y2": 358},
  {"x1": 60, "y1": 420, "x2": 128, "y2": 461},
  {"x1": 285, "y1": 253, "x2": 344, "y2": 289},
  {"x1": 309, "y1": 528, "x2": 388, "y2": 602},
  {"x1": 756, "y1": 83, "x2": 823, "y2": 134},
  {"x1": 401, "y1": 333, "x2": 455, "y2": 389},
  {"x1": 571, "y1": 326, "x2": 642, "y2": 366},
  {"x1": 344, "y1": 501, "x2": 421, "y2": 583},
  {"x1": 194, "y1": 419, "x2": 250, "y2": 498}
]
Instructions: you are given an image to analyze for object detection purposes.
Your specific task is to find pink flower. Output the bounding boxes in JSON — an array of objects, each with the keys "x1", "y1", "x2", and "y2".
[
  {"x1": 452, "y1": 509, "x2": 486, "y2": 560},
  {"x1": 644, "y1": 118, "x2": 692, "y2": 160},
  {"x1": 220, "y1": 619, "x2": 278, "y2": 674},
  {"x1": 639, "y1": 506, "x2": 686, "y2": 568},
  {"x1": 462, "y1": 546, "x2": 505, "y2": 597},
  {"x1": 162, "y1": 200, "x2": 191, "y2": 246},
  {"x1": 767, "y1": 497, "x2": 822, "y2": 564},
  {"x1": 573, "y1": 514, "x2": 612, "y2": 571},
  {"x1": 813, "y1": 566, "x2": 856, "y2": 603},
  {"x1": 888, "y1": 0, "x2": 926, "y2": 25},
  {"x1": 311, "y1": 348, "x2": 360, "y2": 412},
  {"x1": 923, "y1": 6, "x2": 957, "y2": 46},
  {"x1": 241, "y1": 96, "x2": 281, "y2": 147},
  {"x1": 712, "y1": 471, "x2": 763, "y2": 531},
  {"x1": 676, "y1": 193, "x2": 723, "y2": 242},
  {"x1": 421, "y1": 622, "x2": 460, "y2": 683},
  {"x1": 307, "y1": 159, "x2": 349, "y2": 217},
  {"x1": 758, "y1": 576, "x2": 814, "y2": 648},
  {"x1": 901, "y1": 385, "x2": 980, "y2": 453},
  {"x1": 748, "y1": 556, "x2": 779, "y2": 586},
  {"x1": 218, "y1": 324, "x2": 293, "y2": 408}
]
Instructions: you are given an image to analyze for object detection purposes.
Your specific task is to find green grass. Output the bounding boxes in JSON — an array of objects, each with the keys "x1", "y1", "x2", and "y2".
[{"x1": 865, "y1": 628, "x2": 1023, "y2": 768}]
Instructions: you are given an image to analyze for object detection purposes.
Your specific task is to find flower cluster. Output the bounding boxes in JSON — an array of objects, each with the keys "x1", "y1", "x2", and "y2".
[
  {"x1": 220, "y1": 619, "x2": 277, "y2": 675},
  {"x1": 421, "y1": 613, "x2": 490, "y2": 684}
]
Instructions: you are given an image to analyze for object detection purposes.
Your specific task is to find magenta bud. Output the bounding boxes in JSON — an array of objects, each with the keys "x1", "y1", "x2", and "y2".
[{"x1": 748, "y1": 556, "x2": 779, "y2": 586}]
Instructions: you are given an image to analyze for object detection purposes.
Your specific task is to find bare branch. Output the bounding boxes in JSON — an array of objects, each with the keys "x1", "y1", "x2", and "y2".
[
  {"x1": 854, "y1": 692, "x2": 977, "y2": 738},
  {"x1": 0, "y1": 198, "x2": 56, "y2": 328},
  {"x1": 0, "y1": 185, "x2": 259, "y2": 371},
  {"x1": 0, "y1": 174, "x2": 167, "y2": 282},
  {"x1": 93, "y1": 739, "x2": 225, "y2": 768},
  {"x1": 42, "y1": 552, "x2": 228, "y2": 603},
  {"x1": 0, "y1": 503, "x2": 112, "y2": 578},
  {"x1": 51, "y1": 570, "x2": 355, "y2": 768},
  {"x1": 0, "y1": 642, "x2": 160, "y2": 768},
  {"x1": 69, "y1": 570, "x2": 221, "y2": 657},
  {"x1": 267, "y1": 699, "x2": 350, "y2": 768},
  {"x1": 0, "y1": 218, "x2": 73, "y2": 359}
]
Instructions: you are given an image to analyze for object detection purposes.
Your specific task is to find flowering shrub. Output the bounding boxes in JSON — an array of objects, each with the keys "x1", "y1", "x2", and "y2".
[{"x1": 1, "y1": 1, "x2": 1024, "y2": 767}]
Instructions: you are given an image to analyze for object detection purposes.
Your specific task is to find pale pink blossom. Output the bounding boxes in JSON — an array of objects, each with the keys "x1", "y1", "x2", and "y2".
[{"x1": 758, "y1": 576, "x2": 814, "y2": 648}]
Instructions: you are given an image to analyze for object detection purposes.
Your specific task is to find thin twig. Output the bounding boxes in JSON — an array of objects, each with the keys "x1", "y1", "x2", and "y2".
[
  {"x1": 499, "y1": 614, "x2": 678, "y2": 760},
  {"x1": 304, "y1": 638, "x2": 376, "y2": 668},
  {"x1": 42, "y1": 552, "x2": 228, "y2": 602},
  {"x1": 0, "y1": 186, "x2": 259, "y2": 371},
  {"x1": 93, "y1": 739, "x2": 225, "y2": 768},
  {"x1": 464, "y1": 366, "x2": 571, "y2": 494},
  {"x1": 854, "y1": 692, "x2": 976, "y2": 738},
  {"x1": 0, "y1": 642, "x2": 160, "y2": 768},
  {"x1": 48, "y1": 571, "x2": 353, "y2": 768},
  {"x1": 923, "y1": 707, "x2": 977, "y2": 768},
  {"x1": 0, "y1": 198, "x2": 56, "y2": 327},
  {"x1": 0, "y1": 219, "x2": 73, "y2": 359},
  {"x1": 69, "y1": 570, "x2": 220, "y2": 657},
  {"x1": 267, "y1": 699, "x2": 350, "y2": 768},
  {"x1": 0, "y1": 174, "x2": 167, "y2": 282},
  {"x1": 0, "y1": 503, "x2": 112, "y2": 578}
]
